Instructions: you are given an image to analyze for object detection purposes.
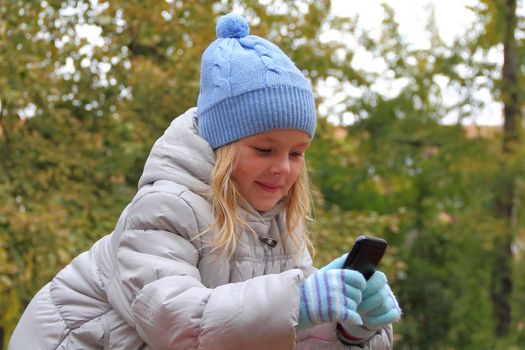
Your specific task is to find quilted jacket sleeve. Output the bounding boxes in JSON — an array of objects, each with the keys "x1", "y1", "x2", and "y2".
[
  {"x1": 297, "y1": 323, "x2": 393, "y2": 350},
  {"x1": 114, "y1": 191, "x2": 303, "y2": 350}
]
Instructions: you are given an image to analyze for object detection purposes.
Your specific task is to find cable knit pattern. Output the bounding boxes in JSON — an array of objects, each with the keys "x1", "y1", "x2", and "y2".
[{"x1": 197, "y1": 13, "x2": 316, "y2": 149}]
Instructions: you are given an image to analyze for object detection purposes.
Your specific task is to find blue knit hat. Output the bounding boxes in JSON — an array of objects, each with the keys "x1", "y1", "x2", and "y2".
[{"x1": 197, "y1": 13, "x2": 317, "y2": 149}]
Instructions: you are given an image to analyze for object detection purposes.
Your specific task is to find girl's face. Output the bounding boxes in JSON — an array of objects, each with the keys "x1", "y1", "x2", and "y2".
[{"x1": 233, "y1": 129, "x2": 310, "y2": 212}]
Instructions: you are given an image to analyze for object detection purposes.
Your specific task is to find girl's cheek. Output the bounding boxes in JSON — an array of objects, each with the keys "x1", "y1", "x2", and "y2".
[{"x1": 289, "y1": 169, "x2": 302, "y2": 184}]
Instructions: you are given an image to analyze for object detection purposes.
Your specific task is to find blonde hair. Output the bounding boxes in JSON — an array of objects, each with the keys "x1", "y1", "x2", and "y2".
[{"x1": 209, "y1": 142, "x2": 314, "y2": 257}]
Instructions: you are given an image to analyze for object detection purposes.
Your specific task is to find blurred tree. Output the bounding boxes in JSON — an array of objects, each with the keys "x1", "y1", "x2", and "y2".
[
  {"x1": 308, "y1": 2, "x2": 523, "y2": 348},
  {"x1": 0, "y1": 0, "x2": 137, "y2": 345},
  {"x1": 476, "y1": 0, "x2": 522, "y2": 338}
]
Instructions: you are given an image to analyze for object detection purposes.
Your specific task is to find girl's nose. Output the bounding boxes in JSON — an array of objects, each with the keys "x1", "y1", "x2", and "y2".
[{"x1": 270, "y1": 155, "x2": 290, "y2": 175}]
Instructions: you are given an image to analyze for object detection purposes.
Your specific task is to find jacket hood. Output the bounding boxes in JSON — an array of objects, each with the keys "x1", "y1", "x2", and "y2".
[{"x1": 138, "y1": 108, "x2": 214, "y2": 196}]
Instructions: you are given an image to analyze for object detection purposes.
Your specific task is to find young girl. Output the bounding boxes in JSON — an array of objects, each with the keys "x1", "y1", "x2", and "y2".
[{"x1": 9, "y1": 13, "x2": 400, "y2": 350}]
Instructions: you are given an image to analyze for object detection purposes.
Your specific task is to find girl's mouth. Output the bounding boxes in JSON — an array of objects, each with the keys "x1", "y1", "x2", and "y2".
[{"x1": 256, "y1": 181, "x2": 281, "y2": 193}]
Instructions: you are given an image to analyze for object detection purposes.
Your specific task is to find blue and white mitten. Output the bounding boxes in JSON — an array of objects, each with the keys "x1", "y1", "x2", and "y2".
[
  {"x1": 298, "y1": 268, "x2": 366, "y2": 329},
  {"x1": 338, "y1": 271, "x2": 402, "y2": 344}
]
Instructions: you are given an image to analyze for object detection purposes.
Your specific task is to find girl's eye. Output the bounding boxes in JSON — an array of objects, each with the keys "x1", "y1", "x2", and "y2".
[
  {"x1": 254, "y1": 147, "x2": 272, "y2": 154},
  {"x1": 290, "y1": 151, "x2": 304, "y2": 158}
]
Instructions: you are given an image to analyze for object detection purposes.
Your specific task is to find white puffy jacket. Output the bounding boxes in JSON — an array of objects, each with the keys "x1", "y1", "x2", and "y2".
[{"x1": 9, "y1": 108, "x2": 393, "y2": 350}]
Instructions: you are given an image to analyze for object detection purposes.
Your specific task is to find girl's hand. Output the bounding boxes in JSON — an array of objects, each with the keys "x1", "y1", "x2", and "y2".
[
  {"x1": 298, "y1": 268, "x2": 366, "y2": 329},
  {"x1": 318, "y1": 254, "x2": 348, "y2": 272},
  {"x1": 338, "y1": 271, "x2": 401, "y2": 343}
]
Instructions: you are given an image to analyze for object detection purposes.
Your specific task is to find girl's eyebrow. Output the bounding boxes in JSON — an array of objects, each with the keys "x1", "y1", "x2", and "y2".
[{"x1": 257, "y1": 136, "x2": 310, "y2": 147}]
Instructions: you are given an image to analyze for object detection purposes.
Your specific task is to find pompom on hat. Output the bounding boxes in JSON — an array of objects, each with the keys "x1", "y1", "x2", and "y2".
[{"x1": 197, "y1": 13, "x2": 317, "y2": 149}]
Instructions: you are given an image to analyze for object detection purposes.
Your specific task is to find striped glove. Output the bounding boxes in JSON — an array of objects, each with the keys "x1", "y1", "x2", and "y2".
[
  {"x1": 318, "y1": 253, "x2": 348, "y2": 272},
  {"x1": 338, "y1": 271, "x2": 402, "y2": 344},
  {"x1": 298, "y1": 268, "x2": 367, "y2": 330}
]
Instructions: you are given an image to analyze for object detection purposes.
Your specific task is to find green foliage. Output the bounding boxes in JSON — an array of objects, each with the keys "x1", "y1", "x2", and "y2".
[
  {"x1": 308, "y1": 1, "x2": 525, "y2": 348},
  {"x1": 0, "y1": 1, "x2": 136, "y2": 343}
]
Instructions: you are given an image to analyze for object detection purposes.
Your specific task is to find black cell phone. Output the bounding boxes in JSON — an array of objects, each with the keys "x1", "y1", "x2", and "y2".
[{"x1": 343, "y1": 235, "x2": 387, "y2": 280}]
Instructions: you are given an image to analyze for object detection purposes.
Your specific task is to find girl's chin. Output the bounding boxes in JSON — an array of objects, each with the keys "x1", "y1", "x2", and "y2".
[
  {"x1": 253, "y1": 204, "x2": 276, "y2": 212},
  {"x1": 250, "y1": 199, "x2": 281, "y2": 212}
]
